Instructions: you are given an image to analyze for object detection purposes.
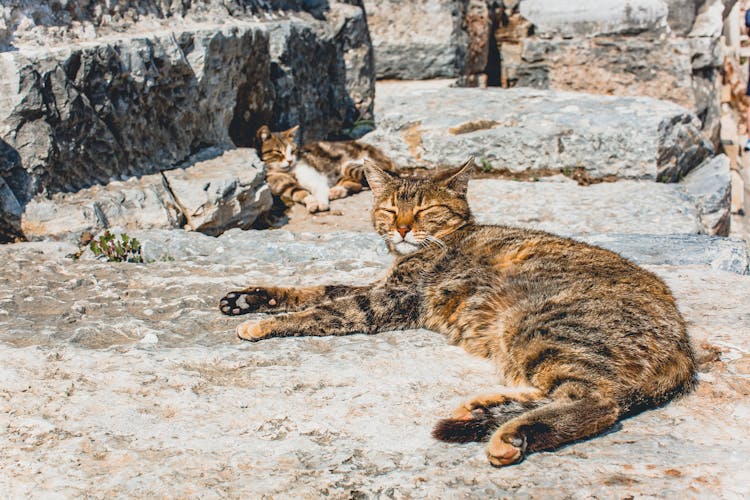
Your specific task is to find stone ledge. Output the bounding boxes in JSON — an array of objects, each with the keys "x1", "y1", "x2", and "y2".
[{"x1": 362, "y1": 80, "x2": 713, "y2": 181}]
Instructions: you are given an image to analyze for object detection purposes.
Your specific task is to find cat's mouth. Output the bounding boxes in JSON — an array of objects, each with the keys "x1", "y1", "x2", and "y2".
[{"x1": 393, "y1": 241, "x2": 420, "y2": 254}]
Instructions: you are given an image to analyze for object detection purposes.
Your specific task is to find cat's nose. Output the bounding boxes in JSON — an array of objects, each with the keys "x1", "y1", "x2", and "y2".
[{"x1": 397, "y1": 225, "x2": 410, "y2": 238}]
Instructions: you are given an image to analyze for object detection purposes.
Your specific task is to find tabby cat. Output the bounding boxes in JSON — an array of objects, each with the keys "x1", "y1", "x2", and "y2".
[
  {"x1": 219, "y1": 158, "x2": 696, "y2": 467},
  {"x1": 257, "y1": 125, "x2": 397, "y2": 213}
]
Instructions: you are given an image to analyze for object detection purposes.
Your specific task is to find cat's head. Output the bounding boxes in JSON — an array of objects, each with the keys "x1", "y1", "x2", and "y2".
[
  {"x1": 364, "y1": 158, "x2": 474, "y2": 255},
  {"x1": 256, "y1": 125, "x2": 299, "y2": 171}
]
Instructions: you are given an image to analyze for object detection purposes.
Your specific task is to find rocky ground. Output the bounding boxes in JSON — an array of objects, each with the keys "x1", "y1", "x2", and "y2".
[
  {"x1": 2, "y1": 1, "x2": 750, "y2": 496},
  {"x1": 2, "y1": 167, "x2": 750, "y2": 496}
]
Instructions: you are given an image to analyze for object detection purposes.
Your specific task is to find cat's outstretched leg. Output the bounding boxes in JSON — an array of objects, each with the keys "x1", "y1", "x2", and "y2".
[
  {"x1": 485, "y1": 393, "x2": 619, "y2": 467},
  {"x1": 234, "y1": 286, "x2": 420, "y2": 341},
  {"x1": 219, "y1": 285, "x2": 369, "y2": 315}
]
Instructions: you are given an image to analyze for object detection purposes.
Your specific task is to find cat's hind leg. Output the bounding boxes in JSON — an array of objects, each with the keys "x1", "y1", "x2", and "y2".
[
  {"x1": 219, "y1": 285, "x2": 368, "y2": 315},
  {"x1": 432, "y1": 387, "x2": 548, "y2": 444},
  {"x1": 486, "y1": 388, "x2": 619, "y2": 467}
]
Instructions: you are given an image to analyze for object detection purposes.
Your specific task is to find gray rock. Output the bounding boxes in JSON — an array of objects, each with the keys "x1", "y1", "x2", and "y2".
[
  {"x1": 0, "y1": 230, "x2": 749, "y2": 496},
  {"x1": 363, "y1": 0, "x2": 467, "y2": 79},
  {"x1": 20, "y1": 172, "x2": 183, "y2": 242},
  {"x1": 469, "y1": 178, "x2": 703, "y2": 235},
  {"x1": 680, "y1": 154, "x2": 731, "y2": 236},
  {"x1": 582, "y1": 233, "x2": 749, "y2": 274},
  {"x1": 163, "y1": 149, "x2": 273, "y2": 236},
  {"x1": 519, "y1": 0, "x2": 670, "y2": 37},
  {"x1": 18, "y1": 148, "x2": 273, "y2": 241},
  {"x1": 0, "y1": 2, "x2": 374, "y2": 223},
  {"x1": 362, "y1": 80, "x2": 713, "y2": 180}
]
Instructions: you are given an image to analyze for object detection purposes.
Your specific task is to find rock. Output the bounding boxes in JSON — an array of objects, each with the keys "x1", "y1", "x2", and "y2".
[
  {"x1": 162, "y1": 149, "x2": 273, "y2": 236},
  {"x1": 0, "y1": 229, "x2": 749, "y2": 496},
  {"x1": 498, "y1": 0, "x2": 725, "y2": 143},
  {"x1": 363, "y1": 0, "x2": 468, "y2": 79},
  {"x1": 469, "y1": 178, "x2": 703, "y2": 235},
  {"x1": 519, "y1": 0, "x2": 670, "y2": 37},
  {"x1": 0, "y1": 175, "x2": 22, "y2": 242},
  {"x1": 362, "y1": 80, "x2": 713, "y2": 180},
  {"x1": 582, "y1": 233, "x2": 749, "y2": 274},
  {"x1": 0, "y1": 1, "x2": 374, "y2": 227},
  {"x1": 20, "y1": 172, "x2": 183, "y2": 242},
  {"x1": 680, "y1": 154, "x2": 731, "y2": 236},
  {"x1": 18, "y1": 148, "x2": 272, "y2": 241}
]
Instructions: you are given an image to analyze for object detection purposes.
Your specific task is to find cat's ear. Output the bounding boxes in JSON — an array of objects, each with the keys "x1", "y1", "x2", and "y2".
[
  {"x1": 441, "y1": 157, "x2": 474, "y2": 195},
  {"x1": 284, "y1": 125, "x2": 300, "y2": 138},
  {"x1": 363, "y1": 158, "x2": 396, "y2": 197},
  {"x1": 256, "y1": 125, "x2": 271, "y2": 143}
]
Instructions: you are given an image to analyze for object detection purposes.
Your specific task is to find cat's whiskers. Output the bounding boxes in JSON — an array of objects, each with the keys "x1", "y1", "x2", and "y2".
[{"x1": 424, "y1": 234, "x2": 447, "y2": 250}]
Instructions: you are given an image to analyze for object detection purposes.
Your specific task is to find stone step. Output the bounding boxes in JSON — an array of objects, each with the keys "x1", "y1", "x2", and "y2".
[
  {"x1": 16, "y1": 149, "x2": 731, "y2": 242},
  {"x1": 19, "y1": 148, "x2": 271, "y2": 241},
  {"x1": 362, "y1": 80, "x2": 713, "y2": 181},
  {"x1": 0, "y1": 229, "x2": 748, "y2": 496},
  {"x1": 277, "y1": 157, "x2": 731, "y2": 237}
]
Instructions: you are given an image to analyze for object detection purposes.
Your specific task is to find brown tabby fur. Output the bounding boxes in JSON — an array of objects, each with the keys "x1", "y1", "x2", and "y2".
[
  {"x1": 220, "y1": 158, "x2": 696, "y2": 467},
  {"x1": 257, "y1": 125, "x2": 397, "y2": 213}
]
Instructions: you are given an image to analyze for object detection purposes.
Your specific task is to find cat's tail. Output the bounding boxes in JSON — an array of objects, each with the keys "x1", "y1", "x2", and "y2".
[{"x1": 432, "y1": 400, "x2": 549, "y2": 443}]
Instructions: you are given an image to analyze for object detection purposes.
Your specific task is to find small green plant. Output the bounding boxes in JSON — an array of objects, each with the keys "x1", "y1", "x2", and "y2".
[
  {"x1": 562, "y1": 166, "x2": 572, "y2": 177},
  {"x1": 479, "y1": 158, "x2": 493, "y2": 173},
  {"x1": 90, "y1": 231, "x2": 143, "y2": 263}
]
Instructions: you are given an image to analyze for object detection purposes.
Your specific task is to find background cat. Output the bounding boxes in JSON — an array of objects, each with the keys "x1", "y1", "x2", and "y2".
[
  {"x1": 220, "y1": 158, "x2": 696, "y2": 467},
  {"x1": 256, "y1": 125, "x2": 397, "y2": 213}
]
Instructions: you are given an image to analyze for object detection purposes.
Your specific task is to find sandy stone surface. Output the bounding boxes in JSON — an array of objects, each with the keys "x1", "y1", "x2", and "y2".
[{"x1": 1, "y1": 230, "x2": 749, "y2": 497}]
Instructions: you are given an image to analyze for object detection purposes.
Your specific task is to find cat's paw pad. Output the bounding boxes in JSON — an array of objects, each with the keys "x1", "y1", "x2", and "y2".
[
  {"x1": 236, "y1": 320, "x2": 268, "y2": 341},
  {"x1": 486, "y1": 433, "x2": 526, "y2": 467},
  {"x1": 303, "y1": 195, "x2": 329, "y2": 213},
  {"x1": 219, "y1": 288, "x2": 279, "y2": 315},
  {"x1": 328, "y1": 185, "x2": 348, "y2": 200}
]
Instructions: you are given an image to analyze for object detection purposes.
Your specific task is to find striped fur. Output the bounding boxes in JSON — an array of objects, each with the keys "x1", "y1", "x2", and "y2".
[
  {"x1": 256, "y1": 125, "x2": 397, "y2": 213},
  {"x1": 220, "y1": 158, "x2": 696, "y2": 467}
]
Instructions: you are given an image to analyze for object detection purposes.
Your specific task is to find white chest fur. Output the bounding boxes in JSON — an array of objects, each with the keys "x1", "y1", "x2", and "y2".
[{"x1": 294, "y1": 161, "x2": 331, "y2": 209}]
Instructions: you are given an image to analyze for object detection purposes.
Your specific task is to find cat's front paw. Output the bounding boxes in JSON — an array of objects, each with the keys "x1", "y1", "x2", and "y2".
[
  {"x1": 303, "y1": 194, "x2": 329, "y2": 213},
  {"x1": 236, "y1": 320, "x2": 271, "y2": 341},
  {"x1": 486, "y1": 432, "x2": 526, "y2": 467},
  {"x1": 328, "y1": 185, "x2": 349, "y2": 200},
  {"x1": 219, "y1": 288, "x2": 281, "y2": 315}
]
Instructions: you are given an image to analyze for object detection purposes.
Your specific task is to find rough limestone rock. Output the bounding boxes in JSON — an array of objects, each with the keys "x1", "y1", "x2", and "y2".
[
  {"x1": 502, "y1": 0, "x2": 725, "y2": 142},
  {"x1": 0, "y1": 231, "x2": 749, "y2": 496},
  {"x1": 20, "y1": 173, "x2": 183, "y2": 242},
  {"x1": 19, "y1": 148, "x2": 271, "y2": 241},
  {"x1": 519, "y1": 0, "x2": 670, "y2": 37},
  {"x1": 680, "y1": 154, "x2": 731, "y2": 236},
  {"x1": 162, "y1": 149, "x2": 272, "y2": 236},
  {"x1": 363, "y1": 0, "x2": 467, "y2": 79},
  {"x1": 469, "y1": 178, "x2": 703, "y2": 235},
  {"x1": 362, "y1": 81, "x2": 713, "y2": 180},
  {"x1": 0, "y1": 1, "x2": 374, "y2": 241}
]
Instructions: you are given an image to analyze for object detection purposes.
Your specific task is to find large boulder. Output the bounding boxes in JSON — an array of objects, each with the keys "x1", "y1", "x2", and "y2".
[
  {"x1": 0, "y1": 0, "x2": 374, "y2": 242},
  {"x1": 362, "y1": 80, "x2": 713, "y2": 180}
]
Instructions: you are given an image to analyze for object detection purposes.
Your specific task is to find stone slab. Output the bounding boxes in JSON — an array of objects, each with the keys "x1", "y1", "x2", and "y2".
[
  {"x1": 20, "y1": 172, "x2": 183, "y2": 242},
  {"x1": 0, "y1": 230, "x2": 748, "y2": 496},
  {"x1": 163, "y1": 148, "x2": 272, "y2": 236},
  {"x1": 362, "y1": 80, "x2": 713, "y2": 180},
  {"x1": 519, "y1": 0, "x2": 670, "y2": 37}
]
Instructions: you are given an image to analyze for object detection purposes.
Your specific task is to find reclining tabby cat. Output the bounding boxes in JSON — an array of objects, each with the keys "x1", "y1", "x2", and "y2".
[
  {"x1": 220, "y1": 158, "x2": 695, "y2": 466},
  {"x1": 256, "y1": 125, "x2": 397, "y2": 213}
]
